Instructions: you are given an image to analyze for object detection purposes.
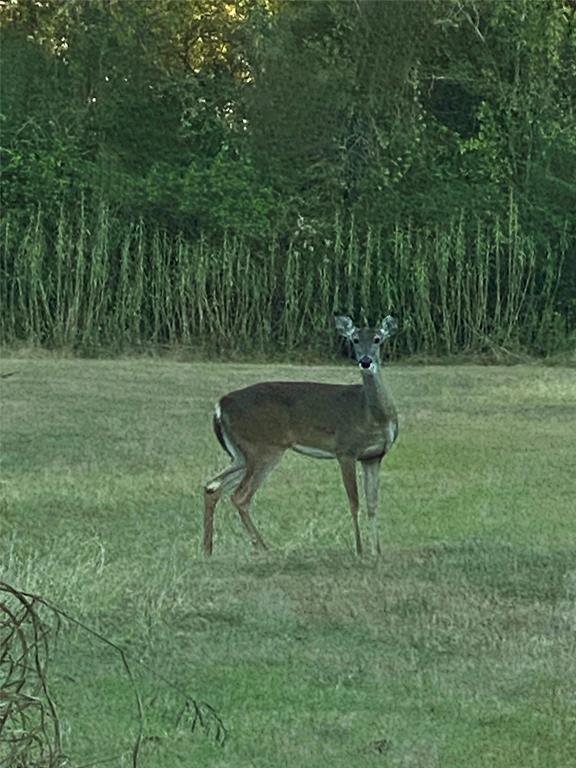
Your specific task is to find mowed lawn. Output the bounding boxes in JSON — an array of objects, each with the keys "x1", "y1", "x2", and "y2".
[{"x1": 1, "y1": 357, "x2": 575, "y2": 767}]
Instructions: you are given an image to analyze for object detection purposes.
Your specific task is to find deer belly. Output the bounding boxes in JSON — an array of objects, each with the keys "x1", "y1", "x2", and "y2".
[{"x1": 292, "y1": 444, "x2": 336, "y2": 459}]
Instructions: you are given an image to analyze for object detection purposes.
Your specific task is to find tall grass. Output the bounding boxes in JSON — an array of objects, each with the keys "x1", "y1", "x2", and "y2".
[{"x1": 0, "y1": 198, "x2": 571, "y2": 356}]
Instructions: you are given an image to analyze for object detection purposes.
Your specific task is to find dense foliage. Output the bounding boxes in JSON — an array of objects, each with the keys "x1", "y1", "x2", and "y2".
[{"x1": 1, "y1": 0, "x2": 575, "y2": 355}]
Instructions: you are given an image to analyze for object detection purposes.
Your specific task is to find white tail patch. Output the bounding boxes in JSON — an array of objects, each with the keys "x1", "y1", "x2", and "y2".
[{"x1": 215, "y1": 403, "x2": 244, "y2": 465}]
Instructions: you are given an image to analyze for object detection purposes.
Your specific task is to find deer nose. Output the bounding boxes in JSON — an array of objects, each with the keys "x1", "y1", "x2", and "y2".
[{"x1": 359, "y1": 356, "x2": 372, "y2": 369}]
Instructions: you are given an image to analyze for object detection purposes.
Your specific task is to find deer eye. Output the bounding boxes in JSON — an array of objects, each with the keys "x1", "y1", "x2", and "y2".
[
  {"x1": 374, "y1": 336, "x2": 381, "y2": 344},
  {"x1": 352, "y1": 337, "x2": 359, "y2": 344}
]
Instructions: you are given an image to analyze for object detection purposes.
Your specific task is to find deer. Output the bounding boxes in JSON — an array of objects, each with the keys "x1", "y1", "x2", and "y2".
[{"x1": 203, "y1": 315, "x2": 399, "y2": 556}]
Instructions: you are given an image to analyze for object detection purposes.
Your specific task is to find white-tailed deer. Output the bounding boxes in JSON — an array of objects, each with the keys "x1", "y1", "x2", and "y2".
[{"x1": 203, "y1": 315, "x2": 399, "y2": 556}]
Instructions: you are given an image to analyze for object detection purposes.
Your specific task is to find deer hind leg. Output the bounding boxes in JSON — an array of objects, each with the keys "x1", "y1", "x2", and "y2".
[
  {"x1": 204, "y1": 462, "x2": 245, "y2": 556},
  {"x1": 338, "y1": 456, "x2": 362, "y2": 555},
  {"x1": 361, "y1": 457, "x2": 383, "y2": 556},
  {"x1": 231, "y1": 449, "x2": 284, "y2": 552}
]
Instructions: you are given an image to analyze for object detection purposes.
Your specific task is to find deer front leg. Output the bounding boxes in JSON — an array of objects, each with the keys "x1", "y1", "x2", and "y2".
[
  {"x1": 361, "y1": 457, "x2": 383, "y2": 556},
  {"x1": 338, "y1": 456, "x2": 362, "y2": 555}
]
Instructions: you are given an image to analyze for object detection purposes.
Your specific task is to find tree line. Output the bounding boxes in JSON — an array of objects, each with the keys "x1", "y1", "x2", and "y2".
[{"x1": 1, "y1": 0, "x2": 575, "y2": 356}]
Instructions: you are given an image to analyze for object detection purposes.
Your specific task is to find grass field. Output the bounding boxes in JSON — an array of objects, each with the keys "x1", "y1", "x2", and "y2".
[{"x1": 1, "y1": 357, "x2": 575, "y2": 767}]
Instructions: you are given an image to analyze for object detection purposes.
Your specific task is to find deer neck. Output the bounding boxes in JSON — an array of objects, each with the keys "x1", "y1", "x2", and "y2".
[{"x1": 360, "y1": 365, "x2": 397, "y2": 424}]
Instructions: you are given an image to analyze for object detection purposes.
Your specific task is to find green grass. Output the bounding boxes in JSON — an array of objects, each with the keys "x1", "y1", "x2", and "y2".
[{"x1": 1, "y1": 358, "x2": 575, "y2": 767}]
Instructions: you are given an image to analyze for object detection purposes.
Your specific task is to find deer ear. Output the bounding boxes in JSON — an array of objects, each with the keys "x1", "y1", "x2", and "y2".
[
  {"x1": 378, "y1": 316, "x2": 398, "y2": 339},
  {"x1": 334, "y1": 315, "x2": 356, "y2": 339}
]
